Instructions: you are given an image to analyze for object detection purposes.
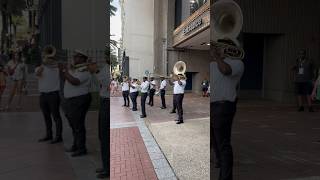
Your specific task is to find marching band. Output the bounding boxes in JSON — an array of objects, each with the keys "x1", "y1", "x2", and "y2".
[{"x1": 120, "y1": 69, "x2": 187, "y2": 124}]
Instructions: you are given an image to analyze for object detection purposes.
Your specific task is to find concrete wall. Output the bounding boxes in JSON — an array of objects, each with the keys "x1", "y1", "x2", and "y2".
[
  {"x1": 61, "y1": 0, "x2": 107, "y2": 50},
  {"x1": 122, "y1": 0, "x2": 154, "y2": 79}
]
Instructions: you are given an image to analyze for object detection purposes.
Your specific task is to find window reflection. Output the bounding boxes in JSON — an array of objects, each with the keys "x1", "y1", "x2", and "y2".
[{"x1": 190, "y1": 0, "x2": 208, "y2": 14}]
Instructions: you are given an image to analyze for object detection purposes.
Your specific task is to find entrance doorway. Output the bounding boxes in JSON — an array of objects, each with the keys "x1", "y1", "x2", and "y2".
[{"x1": 240, "y1": 34, "x2": 264, "y2": 98}]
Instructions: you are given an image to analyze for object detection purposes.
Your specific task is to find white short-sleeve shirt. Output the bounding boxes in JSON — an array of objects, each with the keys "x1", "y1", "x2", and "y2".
[
  {"x1": 173, "y1": 80, "x2": 186, "y2": 94},
  {"x1": 95, "y1": 65, "x2": 110, "y2": 98},
  {"x1": 64, "y1": 70, "x2": 91, "y2": 98},
  {"x1": 211, "y1": 58, "x2": 244, "y2": 102},
  {"x1": 160, "y1": 80, "x2": 167, "y2": 90},
  {"x1": 140, "y1": 81, "x2": 150, "y2": 93},
  {"x1": 36, "y1": 65, "x2": 60, "y2": 93},
  {"x1": 150, "y1": 80, "x2": 156, "y2": 89},
  {"x1": 130, "y1": 82, "x2": 138, "y2": 93},
  {"x1": 121, "y1": 82, "x2": 129, "y2": 91}
]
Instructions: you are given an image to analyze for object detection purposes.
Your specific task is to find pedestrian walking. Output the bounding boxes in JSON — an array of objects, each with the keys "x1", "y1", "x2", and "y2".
[
  {"x1": 140, "y1": 76, "x2": 149, "y2": 118},
  {"x1": 202, "y1": 78, "x2": 209, "y2": 97},
  {"x1": 211, "y1": 38, "x2": 244, "y2": 180},
  {"x1": 111, "y1": 78, "x2": 118, "y2": 95},
  {"x1": 121, "y1": 76, "x2": 130, "y2": 107},
  {"x1": 169, "y1": 74, "x2": 186, "y2": 124},
  {"x1": 159, "y1": 76, "x2": 167, "y2": 109},
  {"x1": 148, "y1": 77, "x2": 156, "y2": 106},
  {"x1": 129, "y1": 78, "x2": 139, "y2": 111},
  {"x1": 88, "y1": 60, "x2": 110, "y2": 179},
  {"x1": 62, "y1": 50, "x2": 92, "y2": 157},
  {"x1": 291, "y1": 49, "x2": 315, "y2": 112},
  {"x1": 5, "y1": 50, "x2": 27, "y2": 110},
  {"x1": 35, "y1": 45, "x2": 63, "y2": 144}
]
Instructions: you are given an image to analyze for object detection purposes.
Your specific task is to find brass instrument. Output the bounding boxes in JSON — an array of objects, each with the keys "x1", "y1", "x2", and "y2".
[
  {"x1": 211, "y1": 0, "x2": 245, "y2": 59},
  {"x1": 149, "y1": 61, "x2": 187, "y2": 80},
  {"x1": 42, "y1": 45, "x2": 58, "y2": 67}
]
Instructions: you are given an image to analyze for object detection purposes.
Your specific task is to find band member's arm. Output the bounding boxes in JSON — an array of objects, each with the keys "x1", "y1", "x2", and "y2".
[
  {"x1": 178, "y1": 79, "x2": 186, "y2": 86},
  {"x1": 63, "y1": 71, "x2": 81, "y2": 85},
  {"x1": 35, "y1": 65, "x2": 44, "y2": 77},
  {"x1": 212, "y1": 47, "x2": 232, "y2": 75}
]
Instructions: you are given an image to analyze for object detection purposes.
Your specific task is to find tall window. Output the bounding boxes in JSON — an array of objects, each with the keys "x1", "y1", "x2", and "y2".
[{"x1": 190, "y1": 0, "x2": 208, "y2": 14}]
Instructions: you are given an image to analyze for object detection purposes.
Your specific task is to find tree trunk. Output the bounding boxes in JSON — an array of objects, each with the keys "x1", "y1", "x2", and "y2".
[{"x1": 1, "y1": 10, "x2": 8, "y2": 51}]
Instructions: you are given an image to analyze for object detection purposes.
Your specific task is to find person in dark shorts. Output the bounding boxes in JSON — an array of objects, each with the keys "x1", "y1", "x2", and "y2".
[
  {"x1": 202, "y1": 78, "x2": 209, "y2": 97},
  {"x1": 291, "y1": 50, "x2": 316, "y2": 112}
]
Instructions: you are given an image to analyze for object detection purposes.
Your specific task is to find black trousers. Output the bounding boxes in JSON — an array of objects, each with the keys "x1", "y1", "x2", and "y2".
[
  {"x1": 141, "y1": 92, "x2": 148, "y2": 116},
  {"x1": 39, "y1": 91, "x2": 63, "y2": 138},
  {"x1": 211, "y1": 101, "x2": 237, "y2": 180},
  {"x1": 99, "y1": 97, "x2": 110, "y2": 174},
  {"x1": 173, "y1": 94, "x2": 184, "y2": 121},
  {"x1": 122, "y1": 90, "x2": 130, "y2": 106},
  {"x1": 160, "y1": 89, "x2": 166, "y2": 108},
  {"x1": 64, "y1": 94, "x2": 92, "y2": 151},
  {"x1": 148, "y1": 89, "x2": 155, "y2": 106},
  {"x1": 130, "y1": 92, "x2": 138, "y2": 110}
]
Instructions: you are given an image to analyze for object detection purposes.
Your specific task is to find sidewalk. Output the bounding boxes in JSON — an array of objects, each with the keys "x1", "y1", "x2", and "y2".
[
  {"x1": 0, "y1": 112, "x2": 76, "y2": 180},
  {"x1": 110, "y1": 97, "x2": 158, "y2": 180}
]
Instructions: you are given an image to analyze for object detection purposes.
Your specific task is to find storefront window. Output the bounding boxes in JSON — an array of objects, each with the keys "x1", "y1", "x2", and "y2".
[{"x1": 190, "y1": 0, "x2": 208, "y2": 14}]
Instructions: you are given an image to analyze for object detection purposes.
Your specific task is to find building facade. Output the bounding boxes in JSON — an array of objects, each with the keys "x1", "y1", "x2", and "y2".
[
  {"x1": 122, "y1": 0, "x2": 320, "y2": 100},
  {"x1": 120, "y1": 0, "x2": 155, "y2": 80},
  {"x1": 38, "y1": 0, "x2": 107, "y2": 63}
]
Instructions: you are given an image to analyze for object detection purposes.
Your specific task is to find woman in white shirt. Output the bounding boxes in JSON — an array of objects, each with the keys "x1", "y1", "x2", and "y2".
[{"x1": 5, "y1": 51, "x2": 27, "y2": 110}]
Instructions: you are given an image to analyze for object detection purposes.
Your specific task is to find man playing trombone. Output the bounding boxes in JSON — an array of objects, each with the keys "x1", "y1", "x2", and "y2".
[
  {"x1": 140, "y1": 76, "x2": 149, "y2": 118},
  {"x1": 159, "y1": 76, "x2": 167, "y2": 109}
]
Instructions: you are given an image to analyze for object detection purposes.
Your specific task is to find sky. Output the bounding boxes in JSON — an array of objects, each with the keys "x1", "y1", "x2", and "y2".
[{"x1": 111, "y1": 0, "x2": 122, "y2": 43}]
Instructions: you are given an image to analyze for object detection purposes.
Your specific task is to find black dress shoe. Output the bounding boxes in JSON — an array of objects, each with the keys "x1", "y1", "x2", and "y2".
[
  {"x1": 170, "y1": 111, "x2": 176, "y2": 114},
  {"x1": 71, "y1": 150, "x2": 87, "y2": 157},
  {"x1": 65, "y1": 146, "x2": 77, "y2": 153},
  {"x1": 50, "y1": 137, "x2": 63, "y2": 144},
  {"x1": 140, "y1": 115, "x2": 147, "y2": 118},
  {"x1": 96, "y1": 172, "x2": 110, "y2": 179},
  {"x1": 96, "y1": 168, "x2": 105, "y2": 173},
  {"x1": 176, "y1": 121, "x2": 184, "y2": 124},
  {"x1": 38, "y1": 136, "x2": 53, "y2": 142},
  {"x1": 309, "y1": 107, "x2": 315, "y2": 112},
  {"x1": 160, "y1": 107, "x2": 166, "y2": 109},
  {"x1": 132, "y1": 108, "x2": 137, "y2": 111},
  {"x1": 298, "y1": 106, "x2": 304, "y2": 112}
]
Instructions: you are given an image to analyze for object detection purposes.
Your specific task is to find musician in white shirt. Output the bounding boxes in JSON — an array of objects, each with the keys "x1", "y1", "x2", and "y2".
[
  {"x1": 159, "y1": 76, "x2": 167, "y2": 109},
  {"x1": 129, "y1": 78, "x2": 139, "y2": 111},
  {"x1": 35, "y1": 54, "x2": 63, "y2": 144},
  {"x1": 140, "y1": 76, "x2": 149, "y2": 118},
  {"x1": 61, "y1": 50, "x2": 92, "y2": 157},
  {"x1": 148, "y1": 77, "x2": 156, "y2": 106},
  {"x1": 121, "y1": 76, "x2": 130, "y2": 107},
  {"x1": 169, "y1": 74, "x2": 186, "y2": 124}
]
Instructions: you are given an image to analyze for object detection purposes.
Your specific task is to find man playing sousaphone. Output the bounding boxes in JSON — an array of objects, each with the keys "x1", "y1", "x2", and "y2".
[
  {"x1": 169, "y1": 73, "x2": 186, "y2": 124},
  {"x1": 211, "y1": 38, "x2": 244, "y2": 180},
  {"x1": 36, "y1": 45, "x2": 63, "y2": 144}
]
